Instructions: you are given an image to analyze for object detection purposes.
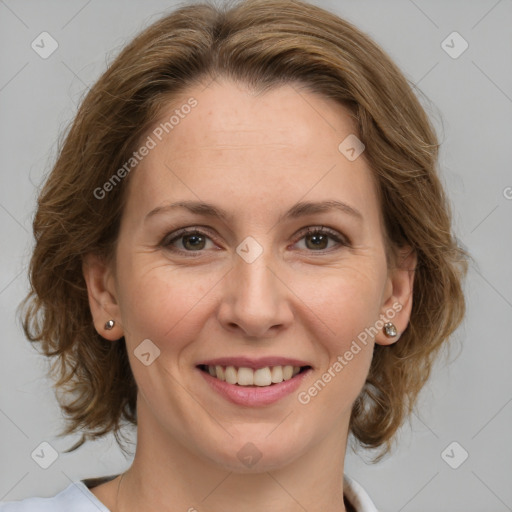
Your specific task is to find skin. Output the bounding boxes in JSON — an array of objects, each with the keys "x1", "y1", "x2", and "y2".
[{"x1": 83, "y1": 78, "x2": 415, "y2": 512}]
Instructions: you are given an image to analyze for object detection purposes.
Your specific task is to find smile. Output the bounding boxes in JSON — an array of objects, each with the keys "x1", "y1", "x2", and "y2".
[
  {"x1": 196, "y1": 362, "x2": 313, "y2": 407},
  {"x1": 197, "y1": 364, "x2": 311, "y2": 387}
]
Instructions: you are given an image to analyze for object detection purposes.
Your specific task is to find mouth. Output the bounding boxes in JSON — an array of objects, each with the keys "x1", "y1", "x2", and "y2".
[{"x1": 197, "y1": 364, "x2": 312, "y2": 387}]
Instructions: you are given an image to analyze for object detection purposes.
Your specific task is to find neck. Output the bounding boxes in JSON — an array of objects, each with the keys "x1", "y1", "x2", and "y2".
[{"x1": 117, "y1": 401, "x2": 350, "y2": 512}]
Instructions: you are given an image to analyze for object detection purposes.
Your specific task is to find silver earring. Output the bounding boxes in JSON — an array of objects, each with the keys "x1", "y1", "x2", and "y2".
[
  {"x1": 104, "y1": 319, "x2": 115, "y2": 330},
  {"x1": 383, "y1": 322, "x2": 398, "y2": 338}
]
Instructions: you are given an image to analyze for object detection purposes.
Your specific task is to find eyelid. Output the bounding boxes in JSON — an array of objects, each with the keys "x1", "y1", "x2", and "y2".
[
  {"x1": 294, "y1": 225, "x2": 351, "y2": 246},
  {"x1": 160, "y1": 225, "x2": 351, "y2": 254},
  {"x1": 160, "y1": 226, "x2": 219, "y2": 249}
]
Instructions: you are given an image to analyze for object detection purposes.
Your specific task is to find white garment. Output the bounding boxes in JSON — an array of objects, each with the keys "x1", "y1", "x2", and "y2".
[{"x1": 0, "y1": 474, "x2": 378, "y2": 511}]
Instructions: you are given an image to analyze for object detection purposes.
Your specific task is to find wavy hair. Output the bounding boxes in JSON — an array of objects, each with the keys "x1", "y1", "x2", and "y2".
[{"x1": 21, "y1": 0, "x2": 467, "y2": 458}]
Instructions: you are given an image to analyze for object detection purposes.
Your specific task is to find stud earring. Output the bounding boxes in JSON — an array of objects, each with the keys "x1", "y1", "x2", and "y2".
[
  {"x1": 104, "y1": 319, "x2": 115, "y2": 330},
  {"x1": 383, "y1": 322, "x2": 398, "y2": 338}
]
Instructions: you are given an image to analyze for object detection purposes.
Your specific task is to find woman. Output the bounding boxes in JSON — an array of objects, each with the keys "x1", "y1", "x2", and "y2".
[{"x1": 1, "y1": 0, "x2": 467, "y2": 510}]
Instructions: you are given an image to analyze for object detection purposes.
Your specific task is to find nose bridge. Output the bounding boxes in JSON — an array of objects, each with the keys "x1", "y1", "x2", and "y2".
[
  {"x1": 234, "y1": 233, "x2": 277, "y2": 295},
  {"x1": 219, "y1": 240, "x2": 292, "y2": 337},
  {"x1": 236, "y1": 249, "x2": 276, "y2": 303}
]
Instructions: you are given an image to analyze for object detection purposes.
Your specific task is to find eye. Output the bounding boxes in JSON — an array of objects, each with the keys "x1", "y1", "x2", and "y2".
[
  {"x1": 160, "y1": 225, "x2": 350, "y2": 256},
  {"x1": 293, "y1": 226, "x2": 349, "y2": 252},
  {"x1": 161, "y1": 228, "x2": 217, "y2": 253}
]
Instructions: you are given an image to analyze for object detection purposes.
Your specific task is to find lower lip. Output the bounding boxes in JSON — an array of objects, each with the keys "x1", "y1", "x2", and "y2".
[{"x1": 197, "y1": 367, "x2": 312, "y2": 407}]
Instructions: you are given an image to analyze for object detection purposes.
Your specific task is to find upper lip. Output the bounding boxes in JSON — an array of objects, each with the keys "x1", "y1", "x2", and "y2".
[{"x1": 196, "y1": 356, "x2": 313, "y2": 370}]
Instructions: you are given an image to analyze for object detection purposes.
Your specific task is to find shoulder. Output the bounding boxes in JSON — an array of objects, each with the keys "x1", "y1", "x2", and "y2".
[
  {"x1": 2, "y1": 475, "x2": 375, "y2": 512},
  {"x1": 344, "y1": 475, "x2": 379, "y2": 512},
  {"x1": 0, "y1": 481, "x2": 110, "y2": 512}
]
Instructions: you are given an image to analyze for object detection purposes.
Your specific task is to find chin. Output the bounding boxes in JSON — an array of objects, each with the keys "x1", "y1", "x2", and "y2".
[{"x1": 199, "y1": 431, "x2": 309, "y2": 474}]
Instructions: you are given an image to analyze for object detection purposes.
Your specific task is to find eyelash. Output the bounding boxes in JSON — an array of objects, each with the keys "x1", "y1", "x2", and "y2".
[{"x1": 160, "y1": 226, "x2": 350, "y2": 256}]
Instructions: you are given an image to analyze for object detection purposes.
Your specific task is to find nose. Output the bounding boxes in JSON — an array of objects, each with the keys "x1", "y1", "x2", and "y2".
[{"x1": 217, "y1": 249, "x2": 293, "y2": 339}]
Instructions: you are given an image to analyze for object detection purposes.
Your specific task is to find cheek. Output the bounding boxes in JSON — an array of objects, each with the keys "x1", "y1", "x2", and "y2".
[
  {"x1": 116, "y1": 260, "x2": 219, "y2": 350},
  {"x1": 291, "y1": 263, "x2": 386, "y2": 401},
  {"x1": 294, "y1": 264, "x2": 386, "y2": 346},
  {"x1": 299, "y1": 280, "x2": 379, "y2": 411},
  {"x1": 115, "y1": 264, "x2": 220, "y2": 408}
]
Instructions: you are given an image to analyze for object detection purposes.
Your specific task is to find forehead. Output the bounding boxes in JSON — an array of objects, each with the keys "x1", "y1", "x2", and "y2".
[
  {"x1": 155, "y1": 79, "x2": 359, "y2": 161},
  {"x1": 125, "y1": 79, "x2": 380, "y2": 225}
]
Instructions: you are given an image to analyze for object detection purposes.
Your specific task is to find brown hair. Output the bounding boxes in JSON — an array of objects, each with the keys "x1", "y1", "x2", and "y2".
[{"x1": 21, "y1": 0, "x2": 467, "y2": 459}]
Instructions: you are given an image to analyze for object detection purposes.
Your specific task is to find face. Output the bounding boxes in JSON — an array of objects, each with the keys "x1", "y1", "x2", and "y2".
[{"x1": 86, "y1": 78, "x2": 413, "y2": 472}]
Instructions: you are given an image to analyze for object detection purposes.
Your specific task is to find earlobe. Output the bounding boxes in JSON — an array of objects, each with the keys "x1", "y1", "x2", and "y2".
[
  {"x1": 375, "y1": 246, "x2": 416, "y2": 346},
  {"x1": 82, "y1": 253, "x2": 123, "y2": 341}
]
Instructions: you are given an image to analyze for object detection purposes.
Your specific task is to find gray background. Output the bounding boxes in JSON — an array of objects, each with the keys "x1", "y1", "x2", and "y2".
[{"x1": 1, "y1": 1, "x2": 511, "y2": 511}]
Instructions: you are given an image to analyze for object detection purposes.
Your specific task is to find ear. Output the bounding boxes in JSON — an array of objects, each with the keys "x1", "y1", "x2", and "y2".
[
  {"x1": 82, "y1": 253, "x2": 123, "y2": 341},
  {"x1": 375, "y1": 246, "x2": 416, "y2": 346}
]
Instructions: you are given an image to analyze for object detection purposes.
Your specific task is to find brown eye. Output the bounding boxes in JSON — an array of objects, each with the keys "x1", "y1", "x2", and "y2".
[
  {"x1": 162, "y1": 228, "x2": 216, "y2": 253},
  {"x1": 294, "y1": 227, "x2": 349, "y2": 252},
  {"x1": 181, "y1": 233, "x2": 206, "y2": 250},
  {"x1": 304, "y1": 232, "x2": 330, "y2": 250}
]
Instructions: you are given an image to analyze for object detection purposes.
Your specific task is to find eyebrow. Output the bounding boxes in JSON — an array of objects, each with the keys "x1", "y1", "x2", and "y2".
[{"x1": 145, "y1": 199, "x2": 363, "y2": 223}]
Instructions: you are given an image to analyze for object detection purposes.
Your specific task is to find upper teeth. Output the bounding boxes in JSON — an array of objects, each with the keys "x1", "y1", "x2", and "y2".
[{"x1": 206, "y1": 365, "x2": 302, "y2": 386}]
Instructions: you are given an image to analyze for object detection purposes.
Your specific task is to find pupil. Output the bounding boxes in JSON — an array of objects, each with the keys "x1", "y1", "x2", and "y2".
[
  {"x1": 184, "y1": 235, "x2": 204, "y2": 250},
  {"x1": 307, "y1": 234, "x2": 327, "y2": 250}
]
